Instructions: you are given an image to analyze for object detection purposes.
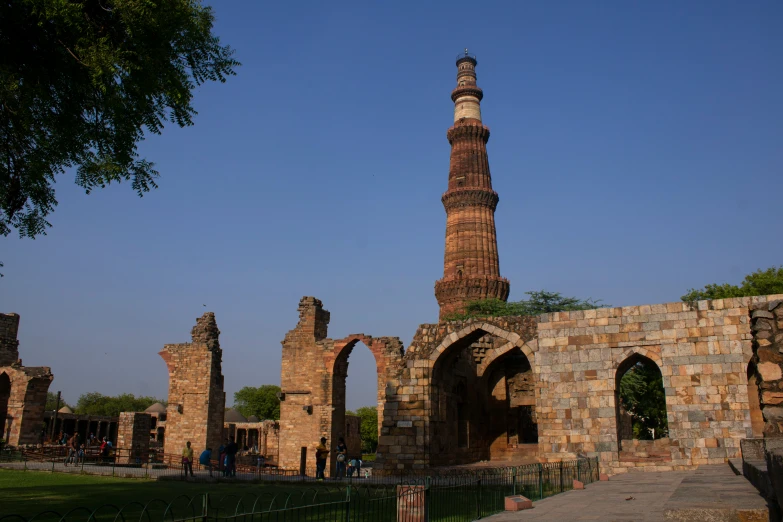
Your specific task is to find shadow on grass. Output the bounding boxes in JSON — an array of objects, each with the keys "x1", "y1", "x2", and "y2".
[{"x1": 0, "y1": 470, "x2": 354, "y2": 520}]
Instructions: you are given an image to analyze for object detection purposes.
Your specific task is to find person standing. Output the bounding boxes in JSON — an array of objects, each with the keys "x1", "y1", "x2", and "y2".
[
  {"x1": 182, "y1": 441, "x2": 195, "y2": 477},
  {"x1": 335, "y1": 437, "x2": 347, "y2": 479},
  {"x1": 224, "y1": 437, "x2": 238, "y2": 477},
  {"x1": 199, "y1": 447, "x2": 213, "y2": 477},
  {"x1": 64, "y1": 434, "x2": 78, "y2": 466},
  {"x1": 315, "y1": 437, "x2": 329, "y2": 480}
]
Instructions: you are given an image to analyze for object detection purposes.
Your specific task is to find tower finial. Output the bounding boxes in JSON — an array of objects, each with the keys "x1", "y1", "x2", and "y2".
[{"x1": 465, "y1": 48, "x2": 469, "y2": 55}]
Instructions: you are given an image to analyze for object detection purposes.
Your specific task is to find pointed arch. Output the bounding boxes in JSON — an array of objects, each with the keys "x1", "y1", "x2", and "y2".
[
  {"x1": 612, "y1": 346, "x2": 663, "y2": 373},
  {"x1": 429, "y1": 322, "x2": 534, "y2": 373},
  {"x1": 614, "y1": 350, "x2": 669, "y2": 450},
  {"x1": 477, "y1": 339, "x2": 538, "y2": 377}
]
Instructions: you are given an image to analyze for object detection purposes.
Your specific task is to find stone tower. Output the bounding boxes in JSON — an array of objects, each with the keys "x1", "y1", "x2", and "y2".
[{"x1": 435, "y1": 50, "x2": 510, "y2": 320}]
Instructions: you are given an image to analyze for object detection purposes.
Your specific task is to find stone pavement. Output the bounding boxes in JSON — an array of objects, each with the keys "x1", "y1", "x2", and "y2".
[{"x1": 487, "y1": 465, "x2": 769, "y2": 522}]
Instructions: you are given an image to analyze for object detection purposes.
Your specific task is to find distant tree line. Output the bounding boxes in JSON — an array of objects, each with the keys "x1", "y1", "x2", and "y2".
[{"x1": 46, "y1": 392, "x2": 164, "y2": 417}]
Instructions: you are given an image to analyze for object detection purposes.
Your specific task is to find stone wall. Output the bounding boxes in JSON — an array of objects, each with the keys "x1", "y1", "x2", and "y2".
[
  {"x1": 278, "y1": 297, "x2": 404, "y2": 476},
  {"x1": 345, "y1": 414, "x2": 362, "y2": 458},
  {"x1": 375, "y1": 316, "x2": 538, "y2": 471},
  {"x1": 0, "y1": 314, "x2": 20, "y2": 366},
  {"x1": 280, "y1": 295, "x2": 783, "y2": 475},
  {"x1": 159, "y1": 313, "x2": 225, "y2": 458},
  {"x1": 536, "y1": 295, "x2": 782, "y2": 473},
  {"x1": 0, "y1": 313, "x2": 53, "y2": 446},
  {"x1": 116, "y1": 412, "x2": 151, "y2": 464},
  {"x1": 748, "y1": 299, "x2": 783, "y2": 435}
]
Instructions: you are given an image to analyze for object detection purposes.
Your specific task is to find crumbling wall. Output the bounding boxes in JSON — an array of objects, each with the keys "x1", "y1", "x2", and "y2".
[
  {"x1": 0, "y1": 314, "x2": 20, "y2": 366},
  {"x1": 278, "y1": 297, "x2": 404, "y2": 476},
  {"x1": 159, "y1": 312, "x2": 225, "y2": 459},
  {"x1": 748, "y1": 299, "x2": 783, "y2": 435},
  {"x1": 0, "y1": 313, "x2": 53, "y2": 446},
  {"x1": 536, "y1": 295, "x2": 783, "y2": 474},
  {"x1": 345, "y1": 414, "x2": 362, "y2": 458},
  {"x1": 116, "y1": 412, "x2": 151, "y2": 464},
  {"x1": 375, "y1": 316, "x2": 537, "y2": 472}
]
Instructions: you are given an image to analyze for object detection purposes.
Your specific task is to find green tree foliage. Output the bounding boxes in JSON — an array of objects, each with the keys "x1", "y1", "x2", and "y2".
[
  {"x1": 1, "y1": 0, "x2": 239, "y2": 238},
  {"x1": 233, "y1": 385, "x2": 280, "y2": 420},
  {"x1": 45, "y1": 392, "x2": 72, "y2": 412},
  {"x1": 75, "y1": 392, "x2": 164, "y2": 416},
  {"x1": 443, "y1": 290, "x2": 607, "y2": 321},
  {"x1": 681, "y1": 266, "x2": 783, "y2": 302},
  {"x1": 618, "y1": 362, "x2": 668, "y2": 440},
  {"x1": 349, "y1": 406, "x2": 379, "y2": 454}
]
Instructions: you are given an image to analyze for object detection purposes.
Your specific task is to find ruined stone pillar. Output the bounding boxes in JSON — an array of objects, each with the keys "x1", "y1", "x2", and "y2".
[
  {"x1": 159, "y1": 312, "x2": 226, "y2": 458},
  {"x1": 278, "y1": 298, "x2": 331, "y2": 475},
  {"x1": 116, "y1": 412, "x2": 151, "y2": 464},
  {"x1": 0, "y1": 313, "x2": 53, "y2": 447}
]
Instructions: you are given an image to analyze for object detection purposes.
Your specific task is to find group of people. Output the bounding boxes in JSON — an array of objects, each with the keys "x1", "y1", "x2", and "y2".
[
  {"x1": 315, "y1": 436, "x2": 365, "y2": 480},
  {"x1": 181, "y1": 437, "x2": 243, "y2": 478},
  {"x1": 61, "y1": 433, "x2": 113, "y2": 465}
]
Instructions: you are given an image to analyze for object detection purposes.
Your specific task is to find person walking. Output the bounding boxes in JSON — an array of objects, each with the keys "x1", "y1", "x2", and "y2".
[
  {"x1": 199, "y1": 447, "x2": 213, "y2": 477},
  {"x1": 315, "y1": 437, "x2": 329, "y2": 480},
  {"x1": 335, "y1": 437, "x2": 347, "y2": 479},
  {"x1": 182, "y1": 441, "x2": 195, "y2": 477}
]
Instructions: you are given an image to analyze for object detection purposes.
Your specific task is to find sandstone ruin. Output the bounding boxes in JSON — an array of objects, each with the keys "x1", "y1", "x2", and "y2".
[
  {"x1": 274, "y1": 52, "x2": 783, "y2": 477},
  {"x1": 0, "y1": 313, "x2": 53, "y2": 446}
]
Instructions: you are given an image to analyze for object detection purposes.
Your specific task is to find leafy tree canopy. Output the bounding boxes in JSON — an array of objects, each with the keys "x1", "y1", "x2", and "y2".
[
  {"x1": 233, "y1": 385, "x2": 280, "y2": 420},
  {"x1": 618, "y1": 362, "x2": 668, "y2": 440},
  {"x1": 1, "y1": 0, "x2": 239, "y2": 238},
  {"x1": 75, "y1": 392, "x2": 164, "y2": 416},
  {"x1": 681, "y1": 266, "x2": 783, "y2": 302},
  {"x1": 443, "y1": 290, "x2": 607, "y2": 321},
  {"x1": 347, "y1": 406, "x2": 378, "y2": 454},
  {"x1": 45, "y1": 391, "x2": 72, "y2": 412}
]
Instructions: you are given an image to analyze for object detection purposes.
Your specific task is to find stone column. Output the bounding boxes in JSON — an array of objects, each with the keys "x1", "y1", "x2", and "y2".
[
  {"x1": 116, "y1": 412, "x2": 152, "y2": 465},
  {"x1": 160, "y1": 313, "x2": 226, "y2": 457}
]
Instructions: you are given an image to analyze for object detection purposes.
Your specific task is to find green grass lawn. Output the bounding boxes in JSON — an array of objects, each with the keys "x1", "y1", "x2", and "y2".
[{"x1": 0, "y1": 469, "x2": 352, "y2": 519}]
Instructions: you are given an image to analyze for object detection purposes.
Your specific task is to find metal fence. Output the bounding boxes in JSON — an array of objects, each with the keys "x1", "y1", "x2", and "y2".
[{"x1": 0, "y1": 457, "x2": 600, "y2": 522}]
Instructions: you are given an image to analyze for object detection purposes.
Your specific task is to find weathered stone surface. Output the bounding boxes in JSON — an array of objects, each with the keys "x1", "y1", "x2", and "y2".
[
  {"x1": 759, "y1": 362, "x2": 783, "y2": 381},
  {"x1": 0, "y1": 313, "x2": 53, "y2": 446},
  {"x1": 159, "y1": 313, "x2": 225, "y2": 459},
  {"x1": 434, "y1": 54, "x2": 509, "y2": 320}
]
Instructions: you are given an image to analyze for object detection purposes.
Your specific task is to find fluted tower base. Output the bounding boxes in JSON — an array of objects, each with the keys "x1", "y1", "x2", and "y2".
[{"x1": 436, "y1": 276, "x2": 510, "y2": 319}]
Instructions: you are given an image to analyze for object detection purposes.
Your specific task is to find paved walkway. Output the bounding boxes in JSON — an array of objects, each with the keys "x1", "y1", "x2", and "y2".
[{"x1": 487, "y1": 465, "x2": 769, "y2": 522}]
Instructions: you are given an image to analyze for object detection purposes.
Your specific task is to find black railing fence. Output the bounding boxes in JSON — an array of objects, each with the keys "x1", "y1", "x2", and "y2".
[{"x1": 0, "y1": 457, "x2": 600, "y2": 522}]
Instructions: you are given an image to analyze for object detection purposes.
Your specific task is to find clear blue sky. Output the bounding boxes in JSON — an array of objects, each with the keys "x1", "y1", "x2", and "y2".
[{"x1": 2, "y1": 0, "x2": 781, "y2": 411}]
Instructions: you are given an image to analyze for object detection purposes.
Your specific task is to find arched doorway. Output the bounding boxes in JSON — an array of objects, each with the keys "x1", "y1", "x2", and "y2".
[
  {"x1": 0, "y1": 372, "x2": 10, "y2": 442},
  {"x1": 615, "y1": 353, "x2": 669, "y2": 452},
  {"x1": 483, "y1": 347, "x2": 538, "y2": 461},
  {"x1": 331, "y1": 338, "x2": 384, "y2": 473},
  {"x1": 747, "y1": 362, "x2": 764, "y2": 437},
  {"x1": 429, "y1": 325, "x2": 536, "y2": 466}
]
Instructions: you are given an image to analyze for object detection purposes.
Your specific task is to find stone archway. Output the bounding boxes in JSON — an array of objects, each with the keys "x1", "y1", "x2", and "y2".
[
  {"x1": 329, "y1": 334, "x2": 398, "y2": 466},
  {"x1": 614, "y1": 351, "x2": 669, "y2": 457},
  {"x1": 428, "y1": 321, "x2": 538, "y2": 466}
]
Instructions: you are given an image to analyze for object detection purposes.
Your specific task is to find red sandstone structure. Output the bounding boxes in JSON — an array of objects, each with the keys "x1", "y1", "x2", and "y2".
[
  {"x1": 159, "y1": 312, "x2": 225, "y2": 458},
  {"x1": 434, "y1": 50, "x2": 509, "y2": 320},
  {"x1": 0, "y1": 313, "x2": 53, "y2": 446},
  {"x1": 276, "y1": 52, "x2": 783, "y2": 478}
]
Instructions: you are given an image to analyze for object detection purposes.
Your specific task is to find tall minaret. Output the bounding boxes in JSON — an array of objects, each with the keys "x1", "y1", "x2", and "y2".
[{"x1": 435, "y1": 50, "x2": 510, "y2": 320}]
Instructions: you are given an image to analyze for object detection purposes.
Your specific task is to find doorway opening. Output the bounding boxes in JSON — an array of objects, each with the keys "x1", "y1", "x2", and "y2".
[
  {"x1": 615, "y1": 354, "x2": 669, "y2": 459},
  {"x1": 332, "y1": 340, "x2": 380, "y2": 471}
]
